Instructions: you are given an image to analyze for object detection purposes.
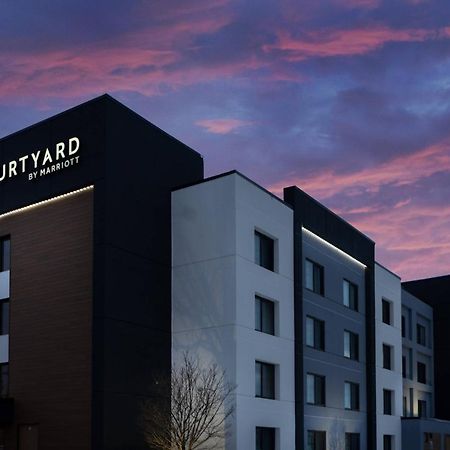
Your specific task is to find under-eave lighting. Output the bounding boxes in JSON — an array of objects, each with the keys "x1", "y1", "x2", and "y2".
[
  {"x1": 302, "y1": 227, "x2": 367, "y2": 269},
  {"x1": 0, "y1": 185, "x2": 94, "y2": 220}
]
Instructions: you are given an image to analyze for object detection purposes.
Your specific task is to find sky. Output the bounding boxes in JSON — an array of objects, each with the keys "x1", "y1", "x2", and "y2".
[{"x1": 1, "y1": 0, "x2": 450, "y2": 281}]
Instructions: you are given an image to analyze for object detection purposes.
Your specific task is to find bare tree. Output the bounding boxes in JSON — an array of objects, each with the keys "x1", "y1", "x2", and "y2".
[{"x1": 142, "y1": 353, "x2": 235, "y2": 450}]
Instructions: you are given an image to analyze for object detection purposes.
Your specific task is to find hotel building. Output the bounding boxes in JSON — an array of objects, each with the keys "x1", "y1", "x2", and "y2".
[{"x1": 0, "y1": 95, "x2": 449, "y2": 450}]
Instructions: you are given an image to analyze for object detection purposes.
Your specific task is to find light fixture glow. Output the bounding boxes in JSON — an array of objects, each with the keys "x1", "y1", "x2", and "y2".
[
  {"x1": 302, "y1": 227, "x2": 367, "y2": 269},
  {"x1": 0, "y1": 185, "x2": 94, "y2": 220}
]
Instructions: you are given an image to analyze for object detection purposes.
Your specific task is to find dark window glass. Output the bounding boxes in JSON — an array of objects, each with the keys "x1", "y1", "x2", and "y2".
[
  {"x1": 417, "y1": 362, "x2": 427, "y2": 384},
  {"x1": 344, "y1": 382, "x2": 360, "y2": 410},
  {"x1": 0, "y1": 364, "x2": 8, "y2": 397},
  {"x1": 255, "y1": 231, "x2": 274, "y2": 271},
  {"x1": 255, "y1": 361, "x2": 275, "y2": 399},
  {"x1": 344, "y1": 331, "x2": 359, "y2": 361},
  {"x1": 0, "y1": 301, "x2": 8, "y2": 336},
  {"x1": 383, "y1": 435, "x2": 393, "y2": 450},
  {"x1": 0, "y1": 238, "x2": 10, "y2": 272},
  {"x1": 383, "y1": 389, "x2": 393, "y2": 415},
  {"x1": 255, "y1": 296, "x2": 275, "y2": 335},
  {"x1": 402, "y1": 356, "x2": 407, "y2": 378},
  {"x1": 403, "y1": 396, "x2": 407, "y2": 417},
  {"x1": 382, "y1": 300, "x2": 392, "y2": 325},
  {"x1": 345, "y1": 433, "x2": 360, "y2": 450},
  {"x1": 256, "y1": 427, "x2": 275, "y2": 450},
  {"x1": 343, "y1": 280, "x2": 358, "y2": 311},
  {"x1": 306, "y1": 316, "x2": 325, "y2": 351},
  {"x1": 401, "y1": 315, "x2": 406, "y2": 338},
  {"x1": 307, "y1": 431, "x2": 326, "y2": 450},
  {"x1": 418, "y1": 400, "x2": 427, "y2": 418},
  {"x1": 417, "y1": 324, "x2": 426, "y2": 346},
  {"x1": 307, "y1": 373, "x2": 325, "y2": 406},
  {"x1": 305, "y1": 260, "x2": 324, "y2": 295},
  {"x1": 383, "y1": 344, "x2": 392, "y2": 370}
]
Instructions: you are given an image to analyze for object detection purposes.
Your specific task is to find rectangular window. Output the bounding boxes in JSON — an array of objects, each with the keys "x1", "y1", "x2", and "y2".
[
  {"x1": 255, "y1": 361, "x2": 275, "y2": 399},
  {"x1": 0, "y1": 301, "x2": 8, "y2": 336},
  {"x1": 306, "y1": 316, "x2": 325, "y2": 351},
  {"x1": 383, "y1": 435, "x2": 393, "y2": 450},
  {"x1": 417, "y1": 324, "x2": 426, "y2": 346},
  {"x1": 401, "y1": 315, "x2": 406, "y2": 338},
  {"x1": 383, "y1": 389, "x2": 393, "y2": 415},
  {"x1": 345, "y1": 433, "x2": 360, "y2": 450},
  {"x1": 382, "y1": 299, "x2": 392, "y2": 325},
  {"x1": 306, "y1": 373, "x2": 326, "y2": 406},
  {"x1": 344, "y1": 330, "x2": 359, "y2": 361},
  {"x1": 403, "y1": 396, "x2": 407, "y2": 417},
  {"x1": 255, "y1": 231, "x2": 274, "y2": 271},
  {"x1": 383, "y1": 344, "x2": 392, "y2": 370},
  {"x1": 343, "y1": 279, "x2": 358, "y2": 311},
  {"x1": 418, "y1": 400, "x2": 427, "y2": 418},
  {"x1": 305, "y1": 259, "x2": 324, "y2": 295},
  {"x1": 417, "y1": 362, "x2": 427, "y2": 384},
  {"x1": 307, "y1": 431, "x2": 326, "y2": 450},
  {"x1": 344, "y1": 382, "x2": 360, "y2": 411},
  {"x1": 256, "y1": 427, "x2": 275, "y2": 450},
  {"x1": 402, "y1": 356, "x2": 406, "y2": 378},
  {"x1": 0, "y1": 238, "x2": 10, "y2": 272},
  {"x1": 0, "y1": 364, "x2": 8, "y2": 398},
  {"x1": 255, "y1": 296, "x2": 275, "y2": 335}
]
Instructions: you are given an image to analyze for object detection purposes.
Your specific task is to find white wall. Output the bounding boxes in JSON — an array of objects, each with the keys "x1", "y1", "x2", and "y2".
[
  {"x1": 172, "y1": 173, "x2": 295, "y2": 450},
  {"x1": 375, "y1": 263, "x2": 403, "y2": 450}
]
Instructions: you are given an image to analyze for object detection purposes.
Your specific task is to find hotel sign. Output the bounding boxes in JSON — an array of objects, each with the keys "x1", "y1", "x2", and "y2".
[{"x1": 0, "y1": 137, "x2": 80, "y2": 183}]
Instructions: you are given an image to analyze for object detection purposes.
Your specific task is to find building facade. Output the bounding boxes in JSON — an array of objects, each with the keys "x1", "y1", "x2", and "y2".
[{"x1": 0, "y1": 95, "x2": 449, "y2": 450}]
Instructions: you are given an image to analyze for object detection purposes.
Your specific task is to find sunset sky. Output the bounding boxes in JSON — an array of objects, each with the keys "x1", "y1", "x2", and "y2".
[{"x1": 1, "y1": 0, "x2": 449, "y2": 281}]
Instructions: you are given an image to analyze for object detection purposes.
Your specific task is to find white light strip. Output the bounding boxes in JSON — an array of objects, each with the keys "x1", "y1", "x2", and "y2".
[
  {"x1": 302, "y1": 227, "x2": 367, "y2": 269},
  {"x1": 0, "y1": 185, "x2": 94, "y2": 220}
]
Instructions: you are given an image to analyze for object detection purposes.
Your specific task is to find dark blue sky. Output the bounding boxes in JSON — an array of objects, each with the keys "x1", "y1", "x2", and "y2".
[{"x1": 1, "y1": 0, "x2": 450, "y2": 280}]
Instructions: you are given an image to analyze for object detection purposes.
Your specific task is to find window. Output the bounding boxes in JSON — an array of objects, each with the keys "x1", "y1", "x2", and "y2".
[
  {"x1": 306, "y1": 316, "x2": 325, "y2": 351},
  {"x1": 344, "y1": 330, "x2": 359, "y2": 361},
  {"x1": 418, "y1": 400, "x2": 427, "y2": 418},
  {"x1": 0, "y1": 301, "x2": 8, "y2": 336},
  {"x1": 401, "y1": 315, "x2": 406, "y2": 338},
  {"x1": 256, "y1": 427, "x2": 275, "y2": 450},
  {"x1": 305, "y1": 259, "x2": 324, "y2": 295},
  {"x1": 383, "y1": 389, "x2": 393, "y2": 415},
  {"x1": 255, "y1": 296, "x2": 275, "y2": 335},
  {"x1": 417, "y1": 324, "x2": 426, "y2": 346},
  {"x1": 255, "y1": 231, "x2": 274, "y2": 271},
  {"x1": 344, "y1": 382, "x2": 360, "y2": 410},
  {"x1": 417, "y1": 362, "x2": 427, "y2": 384},
  {"x1": 255, "y1": 361, "x2": 275, "y2": 399},
  {"x1": 383, "y1": 344, "x2": 392, "y2": 370},
  {"x1": 0, "y1": 364, "x2": 8, "y2": 398},
  {"x1": 343, "y1": 279, "x2": 358, "y2": 311},
  {"x1": 307, "y1": 431, "x2": 326, "y2": 450},
  {"x1": 306, "y1": 373, "x2": 325, "y2": 406},
  {"x1": 345, "y1": 433, "x2": 360, "y2": 450},
  {"x1": 403, "y1": 396, "x2": 407, "y2": 417},
  {"x1": 0, "y1": 238, "x2": 10, "y2": 272},
  {"x1": 383, "y1": 435, "x2": 393, "y2": 450},
  {"x1": 402, "y1": 356, "x2": 406, "y2": 378},
  {"x1": 382, "y1": 299, "x2": 392, "y2": 325}
]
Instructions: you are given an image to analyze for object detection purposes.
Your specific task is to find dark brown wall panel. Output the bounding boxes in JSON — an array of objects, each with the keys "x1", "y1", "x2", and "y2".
[{"x1": 0, "y1": 189, "x2": 93, "y2": 450}]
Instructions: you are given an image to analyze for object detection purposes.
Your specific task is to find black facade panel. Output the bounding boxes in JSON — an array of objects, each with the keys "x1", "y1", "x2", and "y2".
[
  {"x1": 0, "y1": 94, "x2": 204, "y2": 450},
  {"x1": 403, "y1": 276, "x2": 450, "y2": 420},
  {"x1": 284, "y1": 186, "x2": 376, "y2": 450}
]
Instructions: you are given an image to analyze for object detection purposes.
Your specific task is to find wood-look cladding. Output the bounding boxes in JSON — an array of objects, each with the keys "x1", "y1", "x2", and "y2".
[{"x1": 0, "y1": 190, "x2": 93, "y2": 450}]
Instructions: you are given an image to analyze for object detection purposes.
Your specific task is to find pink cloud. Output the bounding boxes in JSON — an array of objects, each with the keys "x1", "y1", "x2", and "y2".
[
  {"x1": 268, "y1": 138, "x2": 450, "y2": 198},
  {"x1": 196, "y1": 118, "x2": 254, "y2": 134},
  {"x1": 333, "y1": 0, "x2": 381, "y2": 9},
  {"x1": 264, "y1": 26, "x2": 450, "y2": 61}
]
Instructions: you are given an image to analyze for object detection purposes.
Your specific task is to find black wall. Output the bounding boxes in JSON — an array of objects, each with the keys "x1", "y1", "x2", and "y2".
[
  {"x1": 0, "y1": 94, "x2": 204, "y2": 450},
  {"x1": 403, "y1": 276, "x2": 450, "y2": 420},
  {"x1": 283, "y1": 186, "x2": 376, "y2": 450}
]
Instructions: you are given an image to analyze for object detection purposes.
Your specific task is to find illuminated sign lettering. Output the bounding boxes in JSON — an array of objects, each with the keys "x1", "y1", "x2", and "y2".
[{"x1": 0, "y1": 137, "x2": 80, "y2": 183}]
